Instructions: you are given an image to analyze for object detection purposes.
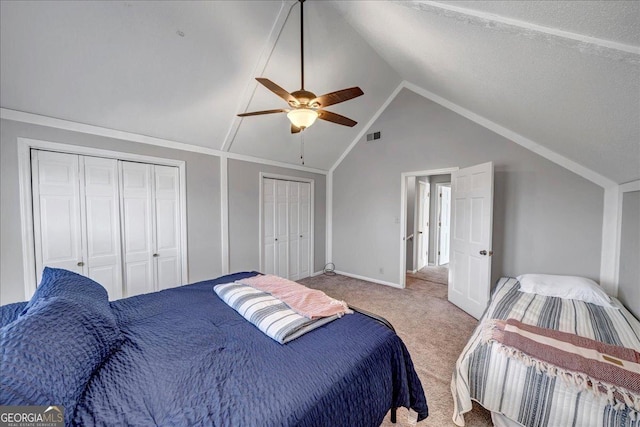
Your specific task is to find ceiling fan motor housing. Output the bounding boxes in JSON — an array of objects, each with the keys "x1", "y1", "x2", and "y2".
[{"x1": 290, "y1": 90, "x2": 318, "y2": 107}]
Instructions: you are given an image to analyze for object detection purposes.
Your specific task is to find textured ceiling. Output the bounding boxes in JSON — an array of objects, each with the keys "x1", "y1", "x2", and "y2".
[
  {"x1": 1, "y1": 1, "x2": 638, "y2": 182},
  {"x1": 334, "y1": 0, "x2": 640, "y2": 184}
]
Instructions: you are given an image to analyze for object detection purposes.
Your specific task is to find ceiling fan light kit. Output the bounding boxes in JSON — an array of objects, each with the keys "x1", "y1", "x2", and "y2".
[
  {"x1": 238, "y1": 0, "x2": 364, "y2": 133},
  {"x1": 287, "y1": 108, "x2": 318, "y2": 129}
]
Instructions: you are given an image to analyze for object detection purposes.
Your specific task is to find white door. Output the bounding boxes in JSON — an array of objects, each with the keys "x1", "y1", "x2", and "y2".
[
  {"x1": 154, "y1": 165, "x2": 182, "y2": 290},
  {"x1": 31, "y1": 151, "x2": 84, "y2": 282},
  {"x1": 448, "y1": 162, "x2": 494, "y2": 319},
  {"x1": 288, "y1": 182, "x2": 300, "y2": 280},
  {"x1": 416, "y1": 181, "x2": 430, "y2": 270},
  {"x1": 438, "y1": 185, "x2": 451, "y2": 265},
  {"x1": 261, "y1": 178, "x2": 311, "y2": 280},
  {"x1": 275, "y1": 180, "x2": 289, "y2": 277},
  {"x1": 297, "y1": 182, "x2": 311, "y2": 279},
  {"x1": 82, "y1": 156, "x2": 123, "y2": 299},
  {"x1": 262, "y1": 178, "x2": 277, "y2": 275},
  {"x1": 120, "y1": 161, "x2": 155, "y2": 296},
  {"x1": 32, "y1": 151, "x2": 123, "y2": 298}
]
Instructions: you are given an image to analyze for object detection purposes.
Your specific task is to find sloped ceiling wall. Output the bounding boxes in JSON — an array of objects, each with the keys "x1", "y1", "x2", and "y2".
[
  {"x1": 1, "y1": 1, "x2": 638, "y2": 182},
  {"x1": 333, "y1": 1, "x2": 640, "y2": 184}
]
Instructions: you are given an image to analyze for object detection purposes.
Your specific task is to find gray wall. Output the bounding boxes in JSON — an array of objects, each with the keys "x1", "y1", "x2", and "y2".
[
  {"x1": 0, "y1": 119, "x2": 223, "y2": 304},
  {"x1": 428, "y1": 174, "x2": 451, "y2": 265},
  {"x1": 332, "y1": 89, "x2": 604, "y2": 287},
  {"x1": 618, "y1": 191, "x2": 640, "y2": 319},
  {"x1": 228, "y1": 159, "x2": 326, "y2": 274}
]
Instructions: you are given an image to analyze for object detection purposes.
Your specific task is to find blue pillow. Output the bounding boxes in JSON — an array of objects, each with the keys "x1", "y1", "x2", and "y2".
[
  {"x1": 0, "y1": 302, "x2": 27, "y2": 327},
  {"x1": 0, "y1": 268, "x2": 121, "y2": 425},
  {"x1": 22, "y1": 267, "x2": 109, "y2": 314}
]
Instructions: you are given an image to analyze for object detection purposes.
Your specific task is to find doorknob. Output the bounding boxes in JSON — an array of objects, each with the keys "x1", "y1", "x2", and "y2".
[
  {"x1": 77, "y1": 261, "x2": 84, "y2": 267},
  {"x1": 153, "y1": 253, "x2": 159, "y2": 257},
  {"x1": 418, "y1": 231, "x2": 423, "y2": 234},
  {"x1": 479, "y1": 250, "x2": 494, "y2": 256}
]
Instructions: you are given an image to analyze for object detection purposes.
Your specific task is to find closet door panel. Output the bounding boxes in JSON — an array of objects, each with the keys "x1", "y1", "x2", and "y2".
[
  {"x1": 275, "y1": 180, "x2": 289, "y2": 277},
  {"x1": 32, "y1": 151, "x2": 83, "y2": 283},
  {"x1": 298, "y1": 182, "x2": 311, "y2": 278},
  {"x1": 262, "y1": 179, "x2": 277, "y2": 275},
  {"x1": 288, "y1": 182, "x2": 300, "y2": 280},
  {"x1": 83, "y1": 156, "x2": 122, "y2": 299},
  {"x1": 121, "y1": 162, "x2": 155, "y2": 296},
  {"x1": 154, "y1": 165, "x2": 181, "y2": 289}
]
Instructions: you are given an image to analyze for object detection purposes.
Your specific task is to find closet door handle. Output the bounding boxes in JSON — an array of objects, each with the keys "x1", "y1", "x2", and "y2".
[
  {"x1": 77, "y1": 261, "x2": 85, "y2": 267},
  {"x1": 153, "y1": 253, "x2": 159, "y2": 257}
]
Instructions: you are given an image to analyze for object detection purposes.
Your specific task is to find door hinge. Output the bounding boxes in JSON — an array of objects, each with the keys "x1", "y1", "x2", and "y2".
[
  {"x1": 439, "y1": 193, "x2": 442, "y2": 197},
  {"x1": 438, "y1": 221, "x2": 441, "y2": 226},
  {"x1": 438, "y1": 251, "x2": 440, "y2": 255}
]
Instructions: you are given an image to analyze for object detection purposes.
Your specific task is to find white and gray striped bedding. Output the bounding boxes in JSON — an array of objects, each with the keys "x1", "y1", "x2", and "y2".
[
  {"x1": 214, "y1": 282, "x2": 338, "y2": 344},
  {"x1": 452, "y1": 277, "x2": 640, "y2": 427}
]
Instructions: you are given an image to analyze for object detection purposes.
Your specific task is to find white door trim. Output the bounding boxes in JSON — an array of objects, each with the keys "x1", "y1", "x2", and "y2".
[
  {"x1": 18, "y1": 137, "x2": 188, "y2": 298},
  {"x1": 400, "y1": 167, "x2": 458, "y2": 287},
  {"x1": 435, "y1": 182, "x2": 452, "y2": 265},
  {"x1": 611, "y1": 180, "x2": 640, "y2": 296},
  {"x1": 259, "y1": 173, "x2": 314, "y2": 277}
]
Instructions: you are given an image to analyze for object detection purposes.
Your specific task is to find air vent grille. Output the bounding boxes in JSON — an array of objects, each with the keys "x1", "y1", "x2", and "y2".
[{"x1": 366, "y1": 131, "x2": 381, "y2": 142}]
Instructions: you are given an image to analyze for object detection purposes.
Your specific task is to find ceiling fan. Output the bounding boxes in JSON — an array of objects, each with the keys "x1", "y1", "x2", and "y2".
[{"x1": 238, "y1": 0, "x2": 364, "y2": 133}]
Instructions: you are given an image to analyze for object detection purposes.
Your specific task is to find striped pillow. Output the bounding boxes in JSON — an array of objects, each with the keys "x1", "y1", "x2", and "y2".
[{"x1": 214, "y1": 282, "x2": 338, "y2": 344}]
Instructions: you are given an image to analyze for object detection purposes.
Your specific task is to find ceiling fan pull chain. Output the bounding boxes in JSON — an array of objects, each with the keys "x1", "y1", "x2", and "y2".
[{"x1": 300, "y1": 132, "x2": 305, "y2": 165}]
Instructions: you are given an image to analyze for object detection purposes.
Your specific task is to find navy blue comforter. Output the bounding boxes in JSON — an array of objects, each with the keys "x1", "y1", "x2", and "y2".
[{"x1": 7, "y1": 270, "x2": 428, "y2": 426}]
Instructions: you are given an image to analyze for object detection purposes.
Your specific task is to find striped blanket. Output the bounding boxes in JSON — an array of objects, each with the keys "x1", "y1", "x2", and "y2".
[
  {"x1": 214, "y1": 282, "x2": 339, "y2": 344},
  {"x1": 452, "y1": 277, "x2": 640, "y2": 427}
]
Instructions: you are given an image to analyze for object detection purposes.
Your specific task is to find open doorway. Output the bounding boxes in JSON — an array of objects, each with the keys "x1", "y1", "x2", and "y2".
[{"x1": 402, "y1": 171, "x2": 453, "y2": 287}]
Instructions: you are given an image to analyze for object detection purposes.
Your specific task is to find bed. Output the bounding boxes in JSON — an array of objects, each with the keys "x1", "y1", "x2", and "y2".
[
  {"x1": 452, "y1": 276, "x2": 640, "y2": 427},
  {"x1": 1, "y1": 268, "x2": 428, "y2": 426}
]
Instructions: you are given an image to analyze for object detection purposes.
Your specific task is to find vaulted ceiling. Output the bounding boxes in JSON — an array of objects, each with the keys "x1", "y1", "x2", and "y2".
[{"x1": 1, "y1": 1, "x2": 638, "y2": 183}]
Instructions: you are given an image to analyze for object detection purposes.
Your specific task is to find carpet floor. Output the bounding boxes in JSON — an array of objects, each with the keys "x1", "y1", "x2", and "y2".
[
  {"x1": 299, "y1": 273, "x2": 492, "y2": 427},
  {"x1": 407, "y1": 265, "x2": 449, "y2": 285}
]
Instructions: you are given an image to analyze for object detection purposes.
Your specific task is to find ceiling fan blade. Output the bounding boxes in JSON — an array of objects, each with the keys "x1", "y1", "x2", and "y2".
[
  {"x1": 310, "y1": 87, "x2": 364, "y2": 108},
  {"x1": 256, "y1": 78, "x2": 299, "y2": 106},
  {"x1": 291, "y1": 124, "x2": 301, "y2": 134},
  {"x1": 317, "y1": 110, "x2": 358, "y2": 127},
  {"x1": 237, "y1": 108, "x2": 288, "y2": 117}
]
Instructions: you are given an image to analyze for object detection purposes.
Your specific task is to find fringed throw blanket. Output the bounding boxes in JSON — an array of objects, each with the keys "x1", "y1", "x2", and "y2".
[
  {"x1": 484, "y1": 318, "x2": 640, "y2": 412},
  {"x1": 237, "y1": 274, "x2": 351, "y2": 319}
]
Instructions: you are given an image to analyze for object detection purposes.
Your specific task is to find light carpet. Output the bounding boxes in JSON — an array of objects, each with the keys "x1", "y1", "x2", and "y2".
[
  {"x1": 407, "y1": 265, "x2": 449, "y2": 286},
  {"x1": 299, "y1": 273, "x2": 492, "y2": 427}
]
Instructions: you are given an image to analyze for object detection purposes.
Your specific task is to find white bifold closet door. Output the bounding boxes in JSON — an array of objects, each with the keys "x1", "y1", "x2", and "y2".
[
  {"x1": 120, "y1": 162, "x2": 182, "y2": 296},
  {"x1": 31, "y1": 150, "x2": 183, "y2": 300},
  {"x1": 31, "y1": 150, "x2": 123, "y2": 299},
  {"x1": 262, "y1": 178, "x2": 311, "y2": 280}
]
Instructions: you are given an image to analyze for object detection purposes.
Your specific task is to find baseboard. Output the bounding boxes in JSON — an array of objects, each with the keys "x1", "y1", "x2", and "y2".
[
  {"x1": 311, "y1": 270, "x2": 324, "y2": 277},
  {"x1": 334, "y1": 270, "x2": 403, "y2": 289},
  {"x1": 406, "y1": 269, "x2": 417, "y2": 274}
]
